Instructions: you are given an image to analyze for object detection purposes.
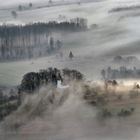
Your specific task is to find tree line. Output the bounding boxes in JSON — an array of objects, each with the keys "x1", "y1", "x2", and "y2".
[
  {"x1": 0, "y1": 36, "x2": 62, "y2": 60},
  {"x1": 101, "y1": 66, "x2": 140, "y2": 80},
  {"x1": 0, "y1": 18, "x2": 87, "y2": 61},
  {"x1": 0, "y1": 18, "x2": 87, "y2": 38}
]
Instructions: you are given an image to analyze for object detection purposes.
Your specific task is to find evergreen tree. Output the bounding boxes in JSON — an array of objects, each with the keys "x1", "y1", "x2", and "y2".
[
  {"x1": 11, "y1": 11, "x2": 17, "y2": 18},
  {"x1": 50, "y1": 37, "x2": 54, "y2": 51},
  {"x1": 29, "y1": 3, "x2": 33, "y2": 8},
  {"x1": 69, "y1": 51, "x2": 74, "y2": 60}
]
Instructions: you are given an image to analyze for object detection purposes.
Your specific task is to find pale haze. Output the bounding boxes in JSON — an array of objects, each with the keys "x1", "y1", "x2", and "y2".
[
  {"x1": 1, "y1": 0, "x2": 140, "y2": 140},
  {"x1": 0, "y1": 0, "x2": 73, "y2": 7}
]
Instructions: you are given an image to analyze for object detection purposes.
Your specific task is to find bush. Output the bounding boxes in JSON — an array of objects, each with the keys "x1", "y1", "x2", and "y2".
[
  {"x1": 100, "y1": 108, "x2": 112, "y2": 118},
  {"x1": 117, "y1": 108, "x2": 135, "y2": 117}
]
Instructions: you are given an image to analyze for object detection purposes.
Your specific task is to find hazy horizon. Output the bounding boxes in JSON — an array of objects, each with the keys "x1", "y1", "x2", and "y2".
[{"x1": 0, "y1": 0, "x2": 78, "y2": 7}]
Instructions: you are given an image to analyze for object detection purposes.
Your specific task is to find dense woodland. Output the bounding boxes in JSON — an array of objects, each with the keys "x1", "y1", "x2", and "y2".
[
  {"x1": 20, "y1": 68, "x2": 84, "y2": 93},
  {"x1": 101, "y1": 66, "x2": 140, "y2": 79},
  {"x1": 0, "y1": 18, "x2": 87, "y2": 61},
  {"x1": 113, "y1": 55, "x2": 139, "y2": 63}
]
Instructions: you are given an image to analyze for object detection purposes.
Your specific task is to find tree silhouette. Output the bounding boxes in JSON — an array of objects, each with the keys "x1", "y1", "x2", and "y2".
[
  {"x1": 11, "y1": 11, "x2": 17, "y2": 18},
  {"x1": 29, "y1": 3, "x2": 33, "y2": 8},
  {"x1": 18, "y1": 5, "x2": 23, "y2": 11},
  {"x1": 101, "y1": 69, "x2": 106, "y2": 80},
  {"x1": 69, "y1": 51, "x2": 74, "y2": 60},
  {"x1": 48, "y1": 0, "x2": 53, "y2": 4},
  {"x1": 20, "y1": 68, "x2": 84, "y2": 93},
  {"x1": 0, "y1": 19, "x2": 87, "y2": 61}
]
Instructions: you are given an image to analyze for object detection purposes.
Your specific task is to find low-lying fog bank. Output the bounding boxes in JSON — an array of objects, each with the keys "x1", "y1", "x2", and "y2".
[{"x1": 1, "y1": 80, "x2": 140, "y2": 140}]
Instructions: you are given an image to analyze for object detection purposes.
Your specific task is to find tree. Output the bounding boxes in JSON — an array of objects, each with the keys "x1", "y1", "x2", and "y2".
[
  {"x1": 49, "y1": 37, "x2": 54, "y2": 51},
  {"x1": 11, "y1": 11, "x2": 17, "y2": 18},
  {"x1": 101, "y1": 69, "x2": 106, "y2": 80},
  {"x1": 69, "y1": 51, "x2": 74, "y2": 60},
  {"x1": 0, "y1": 89, "x2": 3, "y2": 98},
  {"x1": 29, "y1": 3, "x2": 33, "y2": 8},
  {"x1": 0, "y1": 89, "x2": 4, "y2": 105},
  {"x1": 48, "y1": 0, "x2": 53, "y2": 4},
  {"x1": 21, "y1": 72, "x2": 40, "y2": 92},
  {"x1": 107, "y1": 66, "x2": 112, "y2": 79},
  {"x1": 1, "y1": 44, "x2": 6, "y2": 59},
  {"x1": 18, "y1": 5, "x2": 23, "y2": 11},
  {"x1": 28, "y1": 47, "x2": 33, "y2": 59},
  {"x1": 56, "y1": 40, "x2": 62, "y2": 49}
]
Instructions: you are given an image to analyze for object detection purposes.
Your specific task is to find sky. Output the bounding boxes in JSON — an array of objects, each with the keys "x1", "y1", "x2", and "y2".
[
  {"x1": 0, "y1": 0, "x2": 99, "y2": 7},
  {"x1": 0, "y1": 0, "x2": 65, "y2": 7}
]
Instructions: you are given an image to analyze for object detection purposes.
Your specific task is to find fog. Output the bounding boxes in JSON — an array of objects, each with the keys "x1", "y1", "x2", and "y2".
[
  {"x1": 0, "y1": 0, "x2": 67, "y2": 7},
  {"x1": 0, "y1": 0, "x2": 140, "y2": 140},
  {"x1": 1, "y1": 83, "x2": 140, "y2": 140}
]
